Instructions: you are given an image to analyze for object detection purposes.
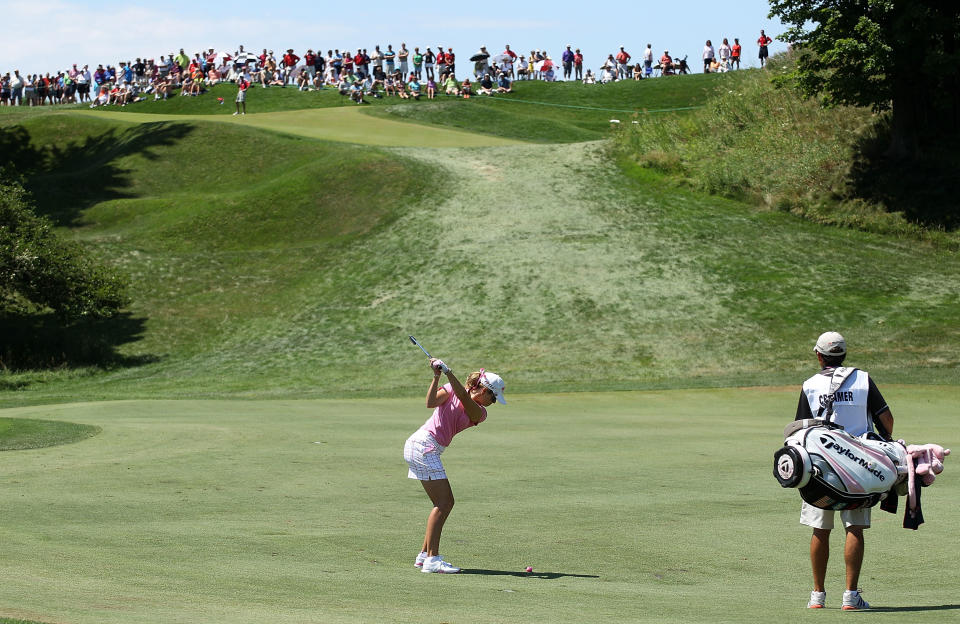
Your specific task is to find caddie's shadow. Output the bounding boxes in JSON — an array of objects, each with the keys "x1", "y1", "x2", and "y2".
[
  {"x1": 869, "y1": 604, "x2": 960, "y2": 613},
  {"x1": 459, "y1": 569, "x2": 599, "y2": 580}
]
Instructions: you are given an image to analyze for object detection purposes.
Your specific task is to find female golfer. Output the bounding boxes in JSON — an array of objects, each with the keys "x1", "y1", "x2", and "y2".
[{"x1": 404, "y1": 357, "x2": 506, "y2": 573}]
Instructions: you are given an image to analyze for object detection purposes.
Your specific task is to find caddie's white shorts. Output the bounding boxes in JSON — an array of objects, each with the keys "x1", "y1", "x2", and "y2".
[
  {"x1": 800, "y1": 501, "x2": 871, "y2": 530},
  {"x1": 404, "y1": 430, "x2": 447, "y2": 481}
]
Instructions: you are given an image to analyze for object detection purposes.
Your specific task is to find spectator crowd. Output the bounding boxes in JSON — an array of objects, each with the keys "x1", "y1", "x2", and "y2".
[{"x1": 0, "y1": 32, "x2": 772, "y2": 108}]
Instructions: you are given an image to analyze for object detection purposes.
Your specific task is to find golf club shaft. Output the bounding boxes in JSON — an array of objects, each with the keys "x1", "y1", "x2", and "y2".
[{"x1": 409, "y1": 335, "x2": 432, "y2": 359}]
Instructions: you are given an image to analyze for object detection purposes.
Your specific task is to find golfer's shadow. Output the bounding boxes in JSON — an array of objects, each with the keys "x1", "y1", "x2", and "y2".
[{"x1": 459, "y1": 569, "x2": 599, "y2": 580}]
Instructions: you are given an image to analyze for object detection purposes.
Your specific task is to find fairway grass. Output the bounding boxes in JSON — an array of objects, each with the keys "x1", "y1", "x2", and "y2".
[
  {"x1": 72, "y1": 107, "x2": 524, "y2": 147},
  {"x1": 1, "y1": 387, "x2": 958, "y2": 623}
]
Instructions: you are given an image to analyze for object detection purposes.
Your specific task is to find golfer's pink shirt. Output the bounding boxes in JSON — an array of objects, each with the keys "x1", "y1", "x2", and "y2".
[{"x1": 420, "y1": 383, "x2": 487, "y2": 447}]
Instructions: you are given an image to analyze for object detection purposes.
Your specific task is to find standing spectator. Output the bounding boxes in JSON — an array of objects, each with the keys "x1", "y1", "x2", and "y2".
[
  {"x1": 758, "y1": 29, "x2": 772, "y2": 67},
  {"x1": 384, "y1": 44, "x2": 396, "y2": 74},
  {"x1": 446, "y1": 48, "x2": 456, "y2": 77},
  {"x1": 282, "y1": 49, "x2": 300, "y2": 84},
  {"x1": 473, "y1": 46, "x2": 490, "y2": 78},
  {"x1": 643, "y1": 44, "x2": 653, "y2": 76},
  {"x1": 795, "y1": 332, "x2": 892, "y2": 611},
  {"x1": 175, "y1": 48, "x2": 190, "y2": 71},
  {"x1": 574, "y1": 48, "x2": 583, "y2": 80},
  {"x1": 33, "y1": 73, "x2": 46, "y2": 105},
  {"x1": 424, "y1": 47, "x2": 435, "y2": 80},
  {"x1": 304, "y1": 49, "x2": 317, "y2": 80},
  {"x1": 731, "y1": 38, "x2": 742, "y2": 69},
  {"x1": 561, "y1": 45, "x2": 574, "y2": 80},
  {"x1": 436, "y1": 47, "x2": 447, "y2": 79},
  {"x1": 719, "y1": 38, "x2": 732, "y2": 70},
  {"x1": 0, "y1": 73, "x2": 9, "y2": 106},
  {"x1": 702, "y1": 40, "x2": 715, "y2": 72},
  {"x1": 353, "y1": 49, "x2": 365, "y2": 78},
  {"x1": 234, "y1": 75, "x2": 249, "y2": 115},
  {"x1": 371, "y1": 45, "x2": 383, "y2": 75},
  {"x1": 413, "y1": 47, "x2": 423, "y2": 79},
  {"x1": 23, "y1": 74, "x2": 36, "y2": 106},
  {"x1": 398, "y1": 43, "x2": 409, "y2": 77},
  {"x1": 77, "y1": 65, "x2": 91, "y2": 102},
  {"x1": 615, "y1": 46, "x2": 631, "y2": 80},
  {"x1": 10, "y1": 70, "x2": 24, "y2": 106}
]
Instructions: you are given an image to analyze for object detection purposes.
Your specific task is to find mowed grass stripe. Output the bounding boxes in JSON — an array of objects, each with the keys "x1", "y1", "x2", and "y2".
[
  {"x1": 71, "y1": 107, "x2": 524, "y2": 147},
  {"x1": 0, "y1": 387, "x2": 957, "y2": 623}
]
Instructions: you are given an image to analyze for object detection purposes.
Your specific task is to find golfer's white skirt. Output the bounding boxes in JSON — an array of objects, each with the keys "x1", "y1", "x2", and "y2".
[{"x1": 404, "y1": 430, "x2": 447, "y2": 481}]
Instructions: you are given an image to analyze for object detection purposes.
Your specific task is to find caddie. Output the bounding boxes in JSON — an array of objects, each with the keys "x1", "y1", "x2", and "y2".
[{"x1": 794, "y1": 331, "x2": 895, "y2": 610}]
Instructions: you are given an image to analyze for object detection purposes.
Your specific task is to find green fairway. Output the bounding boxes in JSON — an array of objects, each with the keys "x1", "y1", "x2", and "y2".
[
  {"x1": 72, "y1": 107, "x2": 523, "y2": 147},
  {"x1": 1, "y1": 387, "x2": 957, "y2": 624}
]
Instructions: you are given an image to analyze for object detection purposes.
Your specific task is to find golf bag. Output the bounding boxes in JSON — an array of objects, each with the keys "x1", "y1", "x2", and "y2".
[
  {"x1": 774, "y1": 367, "x2": 909, "y2": 510},
  {"x1": 774, "y1": 420, "x2": 909, "y2": 510}
]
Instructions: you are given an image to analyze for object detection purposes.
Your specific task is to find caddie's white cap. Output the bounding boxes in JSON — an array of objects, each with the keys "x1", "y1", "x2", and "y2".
[
  {"x1": 479, "y1": 371, "x2": 506, "y2": 405},
  {"x1": 814, "y1": 331, "x2": 846, "y2": 357}
]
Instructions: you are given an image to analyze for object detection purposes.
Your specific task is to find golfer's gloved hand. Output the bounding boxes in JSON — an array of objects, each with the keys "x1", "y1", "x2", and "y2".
[{"x1": 430, "y1": 358, "x2": 450, "y2": 374}]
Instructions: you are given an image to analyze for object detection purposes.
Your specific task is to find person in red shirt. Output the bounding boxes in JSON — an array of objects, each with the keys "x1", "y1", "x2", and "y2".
[
  {"x1": 445, "y1": 48, "x2": 455, "y2": 77},
  {"x1": 282, "y1": 49, "x2": 300, "y2": 84},
  {"x1": 304, "y1": 49, "x2": 316, "y2": 79},
  {"x1": 758, "y1": 30, "x2": 772, "y2": 67},
  {"x1": 435, "y1": 48, "x2": 447, "y2": 79},
  {"x1": 615, "y1": 46, "x2": 631, "y2": 80},
  {"x1": 731, "y1": 38, "x2": 742, "y2": 69},
  {"x1": 574, "y1": 49, "x2": 584, "y2": 80}
]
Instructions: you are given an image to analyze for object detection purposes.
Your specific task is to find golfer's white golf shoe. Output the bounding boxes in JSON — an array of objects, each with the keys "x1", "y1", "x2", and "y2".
[
  {"x1": 414, "y1": 551, "x2": 427, "y2": 568},
  {"x1": 421, "y1": 556, "x2": 461, "y2": 574}
]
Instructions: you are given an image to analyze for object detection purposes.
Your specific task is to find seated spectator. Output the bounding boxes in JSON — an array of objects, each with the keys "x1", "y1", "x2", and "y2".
[
  {"x1": 268, "y1": 70, "x2": 285, "y2": 87},
  {"x1": 633, "y1": 63, "x2": 643, "y2": 80},
  {"x1": 89, "y1": 85, "x2": 109, "y2": 108},
  {"x1": 601, "y1": 65, "x2": 616, "y2": 83},
  {"x1": 659, "y1": 51, "x2": 674, "y2": 75},
  {"x1": 296, "y1": 70, "x2": 310, "y2": 91},
  {"x1": 350, "y1": 81, "x2": 364, "y2": 104},
  {"x1": 516, "y1": 56, "x2": 527, "y2": 80},
  {"x1": 313, "y1": 71, "x2": 325, "y2": 90},
  {"x1": 426, "y1": 77, "x2": 436, "y2": 99},
  {"x1": 207, "y1": 67, "x2": 221, "y2": 86},
  {"x1": 383, "y1": 74, "x2": 395, "y2": 96},
  {"x1": 179, "y1": 75, "x2": 193, "y2": 96},
  {"x1": 478, "y1": 73, "x2": 494, "y2": 95},
  {"x1": 338, "y1": 76, "x2": 351, "y2": 95},
  {"x1": 497, "y1": 73, "x2": 512, "y2": 93},
  {"x1": 443, "y1": 74, "x2": 459, "y2": 95},
  {"x1": 407, "y1": 75, "x2": 421, "y2": 100},
  {"x1": 583, "y1": 69, "x2": 596, "y2": 84},
  {"x1": 460, "y1": 77, "x2": 472, "y2": 98},
  {"x1": 396, "y1": 73, "x2": 410, "y2": 99}
]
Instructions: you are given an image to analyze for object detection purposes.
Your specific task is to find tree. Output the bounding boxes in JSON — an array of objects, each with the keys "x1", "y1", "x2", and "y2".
[
  {"x1": 769, "y1": 1, "x2": 960, "y2": 157},
  {"x1": 0, "y1": 180, "x2": 129, "y2": 320}
]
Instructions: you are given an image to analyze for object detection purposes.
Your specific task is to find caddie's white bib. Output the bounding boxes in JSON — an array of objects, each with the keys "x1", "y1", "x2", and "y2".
[{"x1": 802, "y1": 369, "x2": 872, "y2": 436}]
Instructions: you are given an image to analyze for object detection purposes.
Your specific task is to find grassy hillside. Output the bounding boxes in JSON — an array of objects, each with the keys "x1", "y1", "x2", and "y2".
[
  {"x1": 1, "y1": 77, "x2": 958, "y2": 406},
  {"x1": 611, "y1": 56, "x2": 960, "y2": 246}
]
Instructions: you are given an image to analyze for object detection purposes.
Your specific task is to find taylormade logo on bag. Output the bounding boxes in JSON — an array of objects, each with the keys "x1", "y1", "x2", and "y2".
[{"x1": 819, "y1": 435, "x2": 885, "y2": 481}]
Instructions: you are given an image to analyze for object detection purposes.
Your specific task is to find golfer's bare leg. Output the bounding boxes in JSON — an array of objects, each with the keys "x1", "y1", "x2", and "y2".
[
  {"x1": 420, "y1": 478, "x2": 454, "y2": 557},
  {"x1": 844, "y1": 526, "x2": 865, "y2": 590},
  {"x1": 810, "y1": 528, "x2": 830, "y2": 592}
]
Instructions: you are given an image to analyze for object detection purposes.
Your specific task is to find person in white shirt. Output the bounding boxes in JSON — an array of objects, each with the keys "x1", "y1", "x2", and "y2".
[{"x1": 702, "y1": 40, "x2": 715, "y2": 73}]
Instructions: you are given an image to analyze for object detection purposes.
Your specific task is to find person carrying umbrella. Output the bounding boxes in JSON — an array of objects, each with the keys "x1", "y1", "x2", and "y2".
[{"x1": 471, "y1": 46, "x2": 490, "y2": 78}]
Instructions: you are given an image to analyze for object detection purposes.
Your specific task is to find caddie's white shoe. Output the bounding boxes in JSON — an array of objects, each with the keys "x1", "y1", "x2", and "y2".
[
  {"x1": 421, "y1": 556, "x2": 460, "y2": 574},
  {"x1": 807, "y1": 591, "x2": 826, "y2": 609},
  {"x1": 414, "y1": 551, "x2": 427, "y2": 568},
  {"x1": 842, "y1": 589, "x2": 870, "y2": 610}
]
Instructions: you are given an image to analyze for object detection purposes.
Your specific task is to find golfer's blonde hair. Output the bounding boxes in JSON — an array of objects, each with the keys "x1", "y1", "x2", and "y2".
[{"x1": 465, "y1": 371, "x2": 485, "y2": 391}]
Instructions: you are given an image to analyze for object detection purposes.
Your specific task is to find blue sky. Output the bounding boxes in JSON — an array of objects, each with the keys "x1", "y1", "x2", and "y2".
[{"x1": 1, "y1": 0, "x2": 787, "y2": 76}]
